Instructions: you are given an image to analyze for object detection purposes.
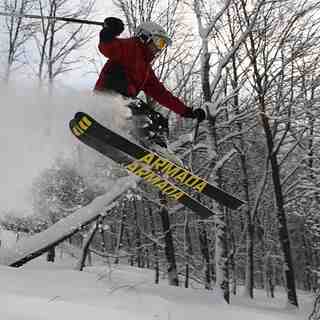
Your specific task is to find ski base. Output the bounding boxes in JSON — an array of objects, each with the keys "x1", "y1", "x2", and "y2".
[
  {"x1": 71, "y1": 112, "x2": 245, "y2": 210},
  {"x1": 70, "y1": 118, "x2": 215, "y2": 218}
]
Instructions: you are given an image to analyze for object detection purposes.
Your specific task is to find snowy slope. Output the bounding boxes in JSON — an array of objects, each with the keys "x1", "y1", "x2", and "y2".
[{"x1": 0, "y1": 256, "x2": 313, "y2": 320}]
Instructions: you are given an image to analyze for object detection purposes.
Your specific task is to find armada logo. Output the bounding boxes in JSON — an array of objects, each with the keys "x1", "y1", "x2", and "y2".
[
  {"x1": 134, "y1": 153, "x2": 208, "y2": 193},
  {"x1": 72, "y1": 117, "x2": 208, "y2": 196},
  {"x1": 126, "y1": 162, "x2": 186, "y2": 200}
]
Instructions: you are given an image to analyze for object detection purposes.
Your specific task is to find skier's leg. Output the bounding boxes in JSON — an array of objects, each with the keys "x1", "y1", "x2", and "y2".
[
  {"x1": 126, "y1": 98, "x2": 169, "y2": 148},
  {"x1": 125, "y1": 99, "x2": 185, "y2": 165}
]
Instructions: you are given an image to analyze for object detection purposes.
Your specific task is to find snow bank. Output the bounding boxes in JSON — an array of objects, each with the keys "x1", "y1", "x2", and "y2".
[
  {"x1": 3, "y1": 292, "x2": 146, "y2": 320},
  {"x1": 0, "y1": 262, "x2": 311, "y2": 320}
]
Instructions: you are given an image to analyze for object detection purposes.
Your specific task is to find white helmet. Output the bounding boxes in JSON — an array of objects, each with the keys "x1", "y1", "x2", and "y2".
[{"x1": 134, "y1": 22, "x2": 172, "y2": 49}]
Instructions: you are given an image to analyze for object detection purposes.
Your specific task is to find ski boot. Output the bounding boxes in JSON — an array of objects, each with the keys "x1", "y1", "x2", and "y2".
[
  {"x1": 127, "y1": 99, "x2": 169, "y2": 147},
  {"x1": 127, "y1": 99, "x2": 183, "y2": 165}
]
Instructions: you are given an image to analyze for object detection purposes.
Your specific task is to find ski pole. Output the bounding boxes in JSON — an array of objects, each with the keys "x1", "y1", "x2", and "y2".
[
  {"x1": 0, "y1": 11, "x2": 104, "y2": 26},
  {"x1": 189, "y1": 116, "x2": 200, "y2": 170},
  {"x1": 193, "y1": 119, "x2": 200, "y2": 144}
]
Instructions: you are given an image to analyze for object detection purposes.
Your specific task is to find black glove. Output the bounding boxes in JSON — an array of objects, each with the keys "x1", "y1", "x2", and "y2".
[
  {"x1": 193, "y1": 108, "x2": 206, "y2": 122},
  {"x1": 100, "y1": 17, "x2": 124, "y2": 42},
  {"x1": 104, "y1": 17, "x2": 124, "y2": 35},
  {"x1": 183, "y1": 108, "x2": 206, "y2": 122}
]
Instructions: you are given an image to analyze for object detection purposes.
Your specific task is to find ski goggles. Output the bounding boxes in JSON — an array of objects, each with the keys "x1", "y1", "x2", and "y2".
[{"x1": 152, "y1": 36, "x2": 168, "y2": 50}]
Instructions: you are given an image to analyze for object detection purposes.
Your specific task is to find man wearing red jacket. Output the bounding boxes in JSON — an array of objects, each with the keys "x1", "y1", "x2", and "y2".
[{"x1": 95, "y1": 17, "x2": 206, "y2": 147}]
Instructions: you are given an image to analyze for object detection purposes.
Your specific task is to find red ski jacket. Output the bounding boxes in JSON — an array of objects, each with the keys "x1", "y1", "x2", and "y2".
[{"x1": 94, "y1": 37, "x2": 190, "y2": 116}]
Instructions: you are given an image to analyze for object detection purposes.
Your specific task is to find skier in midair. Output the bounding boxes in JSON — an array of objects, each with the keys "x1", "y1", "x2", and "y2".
[{"x1": 94, "y1": 17, "x2": 206, "y2": 149}]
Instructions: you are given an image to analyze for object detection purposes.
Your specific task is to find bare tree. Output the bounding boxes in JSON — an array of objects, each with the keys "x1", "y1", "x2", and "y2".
[
  {"x1": 76, "y1": 220, "x2": 100, "y2": 271},
  {"x1": 34, "y1": 0, "x2": 95, "y2": 84},
  {"x1": 184, "y1": 214, "x2": 193, "y2": 288},
  {"x1": 2, "y1": 0, "x2": 36, "y2": 81},
  {"x1": 222, "y1": 0, "x2": 269, "y2": 299},
  {"x1": 237, "y1": 0, "x2": 320, "y2": 307},
  {"x1": 309, "y1": 290, "x2": 320, "y2": 320},
  {"x1": 191, "y1": 0, "x2": 262, "y2": 303},
  {"x1": 159, "y1": 197, "x2": 179, "y2": 286}
]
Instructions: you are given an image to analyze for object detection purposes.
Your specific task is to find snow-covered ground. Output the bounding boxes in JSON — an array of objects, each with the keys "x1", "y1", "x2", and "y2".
[{"x1": 0, "y1": 254, "x2": 313, "y2": 320}]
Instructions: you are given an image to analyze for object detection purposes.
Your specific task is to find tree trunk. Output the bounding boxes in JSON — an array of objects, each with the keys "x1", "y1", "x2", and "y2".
[
  {"x1": 244, "y1": 223, "x2": 254, "y2": 298},
  {"x1": 76, "y1": 222, "x2": 99, "y2": 271},
  {"x1": 115, "y1": 202, "x2": 127, "y2": 264},
  {"x1": 47, "y1": 246, "x2": 55, "y2": 262},
  {"x1": 158, "y1": 197, "x2": 179, "y2": 286},
  {"x1": 241, "y1": 2, "x2": 299, "y2": 304},
  {"x1": 228, "y1": 31, "x2": 256, "y2": 298},
  {"x1": 184, "y1": 214, "x2": 193, "y2": 289},
  {"x1": 198, "y1": 220, "x2": 212, "y2": 289},
  {"x1": 260, "y1": 112, "x2": 298, "y2": 307},
  {"x1": 99, "y1": 224, "x2": 107, "y2": 253},
  {"x1": 133, "y1": 198, "x2": 143, "y2": 267},
  {"x1": 147, "y1": 205, "x2": 160, "y2": 284},
  {"x1": 309, "y1": 290, "x2": 320, "y2": 320},
  {"x1": 238, "y1": 151, "x2": 255, "y2": 299},
  {"x1": 302, "y1": 231, "x2": 312, "y2": 291},
  {"x1": 208, "y1": 117, "x2": 230, "y2": 302},
  {"x1": 215, "y1": 208, "x2": 230, "y2": 303}
]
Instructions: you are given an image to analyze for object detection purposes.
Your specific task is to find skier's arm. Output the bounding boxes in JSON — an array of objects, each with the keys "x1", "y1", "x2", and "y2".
[
  {"x1": 98, "y1": 17, "x2": 124, "y2": 61},
  {"x1": 143, "y1": 68, "x2": 191, "y2": 116}
]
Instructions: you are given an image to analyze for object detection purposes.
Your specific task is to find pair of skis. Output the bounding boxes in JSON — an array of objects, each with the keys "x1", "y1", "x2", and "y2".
[{"x1": 69, "y1": 112, "x2": 245, "y2": 218}]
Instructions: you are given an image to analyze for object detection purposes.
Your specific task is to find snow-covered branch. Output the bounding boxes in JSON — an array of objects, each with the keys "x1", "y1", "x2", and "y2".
[
  {"x1": 209, "y1": 1, "x2": 263, "y2": 97},
  {"x1": 210, "y1": 149, "x2": 237, "y2": 178}
]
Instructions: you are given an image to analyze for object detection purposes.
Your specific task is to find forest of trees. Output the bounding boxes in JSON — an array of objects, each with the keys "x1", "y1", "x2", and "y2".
[{"x1": 0, "y1": 0, "x2": 319, "y2": 316}]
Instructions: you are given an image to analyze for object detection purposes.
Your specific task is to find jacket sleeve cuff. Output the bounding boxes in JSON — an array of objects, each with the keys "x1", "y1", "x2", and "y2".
[{"x1": 181, "y1": 108, "x2": 194, "y2": 118}]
